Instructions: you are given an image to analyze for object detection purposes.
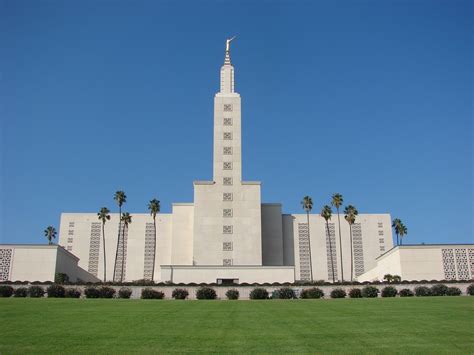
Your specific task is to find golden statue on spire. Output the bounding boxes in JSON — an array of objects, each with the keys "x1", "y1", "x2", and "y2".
[{"x1": 226, "y1": 36, "x2": 236, "y2": 52}]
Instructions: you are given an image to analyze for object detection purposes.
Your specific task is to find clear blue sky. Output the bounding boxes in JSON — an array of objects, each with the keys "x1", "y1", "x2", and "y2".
[{"x1": 1, "y1": 0, "x2": 472, "y2": 245}]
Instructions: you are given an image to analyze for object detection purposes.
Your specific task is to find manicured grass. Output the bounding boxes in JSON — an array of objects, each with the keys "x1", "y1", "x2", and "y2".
[{"x1": 1, "y1": 297, "x2": 473, "y2": 354}]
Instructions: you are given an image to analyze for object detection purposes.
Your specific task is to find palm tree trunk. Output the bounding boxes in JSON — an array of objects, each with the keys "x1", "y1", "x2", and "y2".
[
  {"x1": 121, "y1": 223, "x2": 126, "y2": 282},
  {"x1": 337, "y1": 208, "x2": 344, "y2": 282},
  {"x1": 102, "y1": 222, "x2": 107, "y2": 282},
  {"x1": 396, "y1": 232, "x2": 399, "y2": 246},
  {"x1": 113, "y1": 207, "x2": 122, "y2": 282},
  {"x1": 400, "y1": 236, "x2": 403, "y2": 246},
  {"x1": 151, "y1": 216, "x2": 157, "y2": 281},
  {"x1": 306, "y1": 211, "x2": 313, "y2": 282},
  {"x1": 326, "y1": 221, "x2": 336, "y2": 283},
  {"x1": 350, "y1": 223, "x2": 354, "y2": 282}
]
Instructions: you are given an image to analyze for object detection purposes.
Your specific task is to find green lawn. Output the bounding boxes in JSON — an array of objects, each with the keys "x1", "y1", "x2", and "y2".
[{"x1": 1, "y1": 297, "x2": 473, "y2": 354}]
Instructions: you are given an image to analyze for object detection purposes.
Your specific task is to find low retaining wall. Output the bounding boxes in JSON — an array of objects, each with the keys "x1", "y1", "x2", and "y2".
[{"x1": 5, "y1": 282, "x2": 473, "y2": 299}]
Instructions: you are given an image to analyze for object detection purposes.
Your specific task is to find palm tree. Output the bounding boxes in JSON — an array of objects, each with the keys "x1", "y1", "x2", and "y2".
[
  {"x1": 331, "y1": 193, "x2": 344, "y2": 282},
  {"x1": 120, "y1": 212, "x2": 132, "y2": 282},
  {"x1": 44, "y1": 226, "x2": 57, "y2": 245},
  {"x1": 147, "y1": 198, "x2": 160, "y2": 281},
  {"x1": 344, "y1": 205, "x2": 358, "y2": 281},
  {"x1": 392, "y1": 218, "x2": 402, "y2": 246},
  {"x1": 321, "y1": 205, "x2": 336, "y2": 283},
  {"x1": 399, "y1": 222, "x2": 408, "y2": 245},
  {"x1": 301, "y1": 196, "x2": 314, "y2": 281},
  {"x1": 97, "y1": 207, "x2": 111, "y2": 282},
  {"x1": 113, "y1": 191, "x2": 127, "y2": 282}
]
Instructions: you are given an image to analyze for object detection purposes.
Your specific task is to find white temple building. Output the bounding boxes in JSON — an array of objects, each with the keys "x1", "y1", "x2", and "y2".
[{"x1": 1, "y1": 41, "x2": 472, "y2": 284}]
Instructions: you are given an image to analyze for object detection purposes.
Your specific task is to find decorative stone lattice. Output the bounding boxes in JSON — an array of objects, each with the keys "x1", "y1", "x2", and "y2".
[
  {"x1": 223, "y1": 162, "x2": 232, "y2": 170},
  {"x1": 143, "y1": 222, "x2": 155, "y2": 280},
  {"x1": 88, "y1": 222, "x2": 101, "y2": 276},
  {"x1": 223, "y1": 147, "x2": 232, "y2": 155},
  {"x1": 223, "y1": 132, "x2": 232, "y2": 140},
  {"x1": 223, "y1": 258, "x2": 233, "y2": 266},
  {"x1": 298, "y1": 223, "x2": 311, "y2": 281},
  {"x1": 223, "y1": 242, "x2": 233, "y2": 251},
  {"x1": 223, "y1": 177, "x2": 233, "y2": 185},
  {"x1": 223, "y1": 104, "x2": 233, "y2": 112},
  {"x1": 352, "y1": 223, "x2": 365, "y2": 276},
  {"x1": 0, "y1": 249, "x2": 13, "y2": 281},
  {"x1": 223, "y1": 225, "x2": 233, "y2": 234},
  {"x1": 223, "y1": 209, "x2": 232, "y2": 217},
  {"x1": 455, "y1": 248, "x2": 470, "y2": 280},
  {"x1": 469, "y1": 249, "x2": 474, "y2": 276},
  {"x1": 442, "y1": 249, "x2": 456, "y2": 280},
  {"x1": 223, "y1": 117, "x2": 232, "y2": 126},
  {"x1": 114, "y1": 225, "x2": 129, "y2": 282},
  {"x1": 325, "y1": 222, "x2": 338, "y2": 281},
  {"x1": 223, "y1": 193, "x2": 233, "y2": 201}
]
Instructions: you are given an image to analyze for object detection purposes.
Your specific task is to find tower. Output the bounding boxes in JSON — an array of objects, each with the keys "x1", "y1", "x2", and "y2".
[{"x1": 192, "y1": 38, "x2": 262, "y2": 266}]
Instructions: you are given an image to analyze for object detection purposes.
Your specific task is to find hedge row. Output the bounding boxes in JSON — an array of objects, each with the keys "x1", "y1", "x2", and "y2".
[{"x1": 1, "y1": 284, "x2": 473, "y2": 299}]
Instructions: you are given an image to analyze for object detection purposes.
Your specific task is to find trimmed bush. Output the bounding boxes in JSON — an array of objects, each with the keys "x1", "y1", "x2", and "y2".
[
  {"x1": 430, "y1": 284, "x2": 448, "y2": 296},
  {"x1": 362, "y1": 286, "x2": 379, "y2": 298},
  {"x1": 348, "y1": 288, "x2": 362, "y2": 298},
  {"x1": 141, "y1": 288, "x2": 165, "y2": 299},
  {"x1": 28, "y1": 286, "x2": 45, "y2": 298},
  {"x1": 118, "y1": 288, "x2": 133, "y2": 299},
  {"x1": 274, "y1": 287, "x2": 296, "y2": 299},
  {"x1": 54, "y1": 272, "x2": 70, "y2": 284},
  {"x1": 467, "y1": 284, "x2": 474, "y2": 296},
  {"x1": 46, "y1": 284, "x2": 66, "y2": 298},
  {"x1": 14, "y1": 287, "x2": 28, "y2": 297},
  {"x1": 250, "y1": 288, "x2": 268, "y2": 300},
  {"x1": 381, "y1": 286, "x2": 398, "y2": 297},
  {"x1": 415, "y1": 286, "x2": 432, "y2": 297},
  {"x1": 399, "y1": 288, "x2": 414, "y2": 297},
  {"x1": 225, "y1": 289, "x2": 239, "y2": 300},
  {"x1": 300, "y1": 287, "x2": 324, "y2": 299},
  {"x1": 0, "y1": 285, "x2": 14, "y2": 297},
  {"x1": 446, "y1": 287, "x2": 462, "y2": 296},
  {"x1": 65, "y1": 288, "x2": 82, "y2": 298},
  {"x1": 172, "y1": 288, "x2": 189, "y2": 300},
  {"x1": 196, "y1": 287, "x2": 217, "y2": 300},
  {"x1": 99, "y1": 286, "x2": 116, "y2": 299},
  {"x1": 330, "y1": 288, "x2": 347, "y2": 299},
  {"x1": 84, "y1": 287, "x2": 101, "y2": 298}
]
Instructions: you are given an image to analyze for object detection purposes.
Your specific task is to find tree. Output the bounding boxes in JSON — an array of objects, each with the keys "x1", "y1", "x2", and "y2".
[
  {"x1": 301, "y1": 196, "x2": 314, "y2": 281},
  {"x1": 97, "y1": 207, "x2": 111, "y2": 282},
  {"x1": 44, "y1": 226, "x2": 57, "y2": 245},
  {"x1": 321, "y1": 205, "x2": 336, "y2": 283},
  {"x1": 120, "y1": 212, "x2": 132, "y2": 282},
  {"x1": 344, "y1": 205, "x2": 359, "y2": 281},
  {"x1": 392, "y1": 218, "x2": 402, "y2": 246},
  {"x1": 113, "y1": 191, "x2": 127, "y2": 282},
  {"x1": 331, "y1": 193, "x2": 344, "y2": 282},
  {"x1": 147, "y1": 198, "x2": 160, "y2": 281},
  {"x1": 399, "y1": 222, "x2": 408, "y2": 245},
  {"x1": 383, "y1": 274, "x2": 393, "y2": 283}
]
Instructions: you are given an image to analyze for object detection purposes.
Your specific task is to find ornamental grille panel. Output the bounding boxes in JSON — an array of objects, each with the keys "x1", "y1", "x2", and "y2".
[
  {"x1": 223, "y1": 147, "x2": 232, "y2": 155},
  {"x1": 113, "y1": 225, "x2": 129, "y2": 282},
  {"x1": 469, "y1": 249, "x2": 474, "y2": 276},
  {"x1": 223, "y1": 225, "x2": 233, "y2": 234},
  {"x1": 298, "y1": 223, "x2": 311, "y2": 281},
  {"x1": 68, "y1": 230, "x2": 74, "y2": 235},
  {"x1": 88, "y1": 222, "x2": 101, "y2": 277},
  {"x1": 0, "y1": 249, "x2": 13, "y2": 281},
  {"x1": 143, "y1": 222, "x2": 156, "y2": 280},
  {"x1": 455, "y1": 248, "x2": 470, "y2": 280},
  {"x1": 67, "y1": 238, "x2": 73, "y2": 243},
  {"x1": 352, "y1": 224, "x2": 365, "y2": 276},
  {"x1": 223, "y1": 117, "x2": 232, "y2": 126},
  {"x1": 223, "y1": 209, "x2": 233, "y2": 217},
  {"x1": 69, "y1": 222, "x2": 75, "y2": 228},
  {"x1": 223, "y1": 162, "x2": 232, "y2": 170},
  {"x1": 223, "y1": 242, "x2": 233, "y2": 251},
  {"x1": 223, "y1": 104, "x2": 233, "y2": 112},
  {"x1": 379, "y1": 238, "x2": 384, "y2": 243},
  {"x1": 223, "y1": 193, "x2": 233, "y2": 201},
  {"x1": 223, "y1": 132, "x2": 232, "y2": 140},
  {"x1": 377, "y1": 222, "x2": 383, "y2": 228},
  {"x1": 325, "y1": 223, "x2": 338, "y2": 281},
  {"x1": 442, "y1": 249, "x2": 456, "y2": 280},
  {"x1": 223, "y1": 177, "x2": 233, "y2": 185},
  {"x1": 223, "y1": 258, "x2": 233, "y2": 266}
]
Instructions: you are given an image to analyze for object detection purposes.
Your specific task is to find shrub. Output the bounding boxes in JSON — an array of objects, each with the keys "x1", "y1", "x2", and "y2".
[
  {"x1": 118, "y1": 288, "x2": 133, "y2": 299},
  {"x1": 381, "y1": 286, "x2": 398, "y2": 297},
  {"x1": 446, "y1": 287, "x2": 462, "y2": 296},
  {"x1": 65, "y1": 288, "x2": 82, "y2": 298},
  {"x1": 46, "y1": 284, "x2": 66, "y2": 298},
  {"x1": 467, "y1": 284, "x2": 474, "y2": 296},
  {"x1": 54, "y1": 272, "x2": 69, "y2": 284},
  {"x1": 99, "y1": 286, "x2": 116, "y2": 299},
  {"x1": 415, "y1": 286, "x2": 432, "y2": 297},
  {"x1": 399, "y1": 288, "x2": 414, "y2": 297},
  {"x1": 28, "y1": 286, "x2": 45, "y2": 298},
  {"x1": 141, "y1": 288, "x2": 165, "y2": 299},
  {"x1": 348, "y1": 288, "x2": 362, "y2": 298},
  {"x1": 330, "y1": 288, "x2": 347, "y2": 299},
  {"x1": 14, "y1": 287, "x2": 28, "y2": 297},
  {"x1": 196, "y1": 287, "x2": 217, "y2": 300},
  {"x1": 430, "y1": 284, "x2": 448, "y2": 296},
  {"x1": 0, "y1": 285, "x2": 14, "y2": 297},
  {"x1": 225, "y1": 289, "x2": 239, "y2": 300},
  {"x1": 250, "y1": 288, "x2": 268, "y2": 300},
  {"x1": 362, "y1": 286, "x2": 379, "y2": 298},
  {"x1": 300, "y1": 287, "x2": 324, "y2": 299},
  {"x1": 172, "y1": 288, "x2": 189, "y2": 300},
  {"x1": 84, "y1": 287, "x2": 101, "y2": 298},
  {"x1": 274, "y1": 287, "x2": 296, "y2": 299}
]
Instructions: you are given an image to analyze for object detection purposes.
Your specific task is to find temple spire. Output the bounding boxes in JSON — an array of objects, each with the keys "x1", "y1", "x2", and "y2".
[
  {"x1": 220, "y1": 37, "x2": 236, "y2": 93},
  {"x1": 224, "y1": 36, "x2": 236, "y2": 65}
]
